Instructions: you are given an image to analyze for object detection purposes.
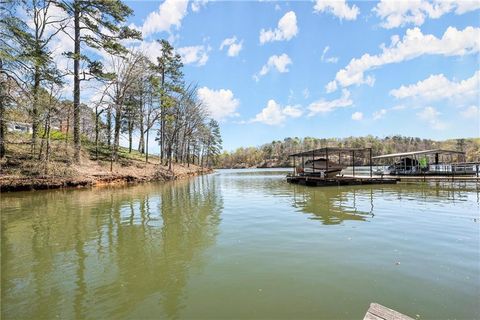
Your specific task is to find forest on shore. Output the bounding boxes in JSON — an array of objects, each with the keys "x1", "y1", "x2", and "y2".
[
  {"x1": 1, "y1": 0, "x2": 222, "y2": 182},
  {"x1": 217, "y1": 136, "x2": 480, "y2": 168}
]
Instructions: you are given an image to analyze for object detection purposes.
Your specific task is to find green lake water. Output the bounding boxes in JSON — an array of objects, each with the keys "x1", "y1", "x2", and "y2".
[{"x1": 1, "y1": 169, "x2": 479, "y2": 319}]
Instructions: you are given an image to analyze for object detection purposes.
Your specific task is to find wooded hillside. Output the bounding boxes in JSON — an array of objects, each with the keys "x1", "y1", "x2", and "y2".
[
  {"x1": 1, "y1": 0, "x2": 222, "y2": 173},
  {"x1": 218, "y1": 136, "x2": 480, "y2": 168}
]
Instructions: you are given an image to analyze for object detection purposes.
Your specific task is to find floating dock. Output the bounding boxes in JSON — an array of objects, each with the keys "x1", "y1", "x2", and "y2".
[
  {"x1": 286, "y1": 175, "x2": 398, "y2": 186},
  {"x1": 286, "y1": 174, "x2": 479, "y2": 187},
  {"x1": 364, "y1": 303, "x2": 414, "y2": 320}
]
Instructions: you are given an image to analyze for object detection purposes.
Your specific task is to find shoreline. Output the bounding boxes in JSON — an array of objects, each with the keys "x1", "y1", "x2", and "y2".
[{"x1": 0, "y1": 166, "x2": 213, "y2": 193}]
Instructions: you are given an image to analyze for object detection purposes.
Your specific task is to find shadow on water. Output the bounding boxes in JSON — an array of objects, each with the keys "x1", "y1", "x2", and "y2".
[{"x1": 1, "y1": 175, "x2": 223, "y2": 319}]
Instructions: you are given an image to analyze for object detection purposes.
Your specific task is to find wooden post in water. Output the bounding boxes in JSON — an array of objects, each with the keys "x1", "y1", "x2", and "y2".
[
  {"x1": 352, "y1": 150, "x2": 355, "y2": 177},
  {"x1": 369, "y1": 148, "x2": 373, "y2": 177},
  {"x1": 293, "y1": 156, "x2": 296, "y2": 176},
  {"x1": 326, "y1": 148, "x2": 329, "y2": 177},
  {"x1": 312, "y1": 150, "x2": 315, "y2": 173}
]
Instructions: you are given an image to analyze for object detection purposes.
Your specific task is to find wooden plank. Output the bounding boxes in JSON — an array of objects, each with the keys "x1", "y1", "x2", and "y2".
[
  {"x1": 364, "y1": 313, "x2": 384, "y2": 320},
  {"x1": 364, "y1": 303, "x2": 414, "y2": 320}
]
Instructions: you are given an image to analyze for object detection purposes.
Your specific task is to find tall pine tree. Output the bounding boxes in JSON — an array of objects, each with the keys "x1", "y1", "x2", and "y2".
[{"x1": 56, "y1": 0, "x2": 141, "y2": 163}]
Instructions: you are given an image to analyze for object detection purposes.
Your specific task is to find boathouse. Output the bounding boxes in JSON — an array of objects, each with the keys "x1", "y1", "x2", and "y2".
[
  {"x1": 372, "y1": 149, "x2": 478, "y2": 176},
  {"x1": 287, "y1": 147, "x2": 398, "y2": 186}
]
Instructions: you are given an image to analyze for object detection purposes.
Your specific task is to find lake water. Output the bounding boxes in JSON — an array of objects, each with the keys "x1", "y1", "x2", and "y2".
[{"x1": 1, "y1": 169, "x2": 479, "y2": 319}]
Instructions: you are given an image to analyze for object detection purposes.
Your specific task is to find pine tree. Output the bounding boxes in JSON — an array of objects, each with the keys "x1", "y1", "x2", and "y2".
[
  {"x1": 1, "y1": 0, "x2": 65, "y2": 157},
  {"x1": 56, "y1": 0, "x2": 141, "y2": 163},
  {"x1": 155, "y1": 39, "x2": 183, "y2": 163}
]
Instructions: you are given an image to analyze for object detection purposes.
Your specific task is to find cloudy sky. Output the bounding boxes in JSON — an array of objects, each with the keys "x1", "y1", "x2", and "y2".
[{"x1": 54, "y1": 0, "x2": 480, "y2": 151}]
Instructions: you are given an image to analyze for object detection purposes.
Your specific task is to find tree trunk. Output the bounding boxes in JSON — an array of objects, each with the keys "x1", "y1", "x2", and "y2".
[
  {"x1": 145, "y1": 128, "x2": 149, "y2": 163},
  {"x1": 113, "y1": 104, "x2": 121, "y2": 161},
  {"x1": 159, "y1": 69, "x2": 165, "y2": 162},
  {"x1": 65, "y1": 109, "x2": 70, "y2": 156},
  {"x1": 31, "y1": 66, "x2": 40, "y2": 157},
  {"x1": 168, "y1": 144, "x2": 172, "y2": 171},
  {"x1": 0, "y1": 60, "x2": 5, "y2": 158},
  {"x1": 95, "y1": 108, "x2": 100, "y2": 160},
  {"x1": 38, "y1": 117, "x2": 47, "y2": 161},
  {"x1": 73, "y1": 1, "x2": 81, "y2": 163},
  {"x1": 138, "y1": 117, "x2": 144, "y2": 153},
  {"x1": 186, "y1": 140, "x2": 190, "y2": 167},
  {"x1": 106, "y1": 106, "x2": 112, "y2": 147},
  {"x1": 45, "y1": 120, "x2": 51, "y2": 174},
  {"x1": 128, "y1": 120, "x2": 133, "y2": 153}
]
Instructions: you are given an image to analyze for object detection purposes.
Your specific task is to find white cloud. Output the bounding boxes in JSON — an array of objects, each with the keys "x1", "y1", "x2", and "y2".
[
  {"x1": 460, "y1": 105, "x2": 479, "y2": 119},
  {"x1": 136, "y1": 40, "x2": 164, "y2": 62},
  {"x1": 390, "y1": 70, "x2": 479, "y2": 102},
  {"x1": 325, "y1": 80, "x2": 338, "y2": 93},
  {"x1": 220, "y1": 36, "x2": 243, "y2": 57},
  {"x1": 373, "y1": 109, "x2": 387, "y2": 120},
  {"x1": 283, "y1": 105, "x2": 303, "y2": 118},
  {"x1": 417, "y1": 106, "x2": 446, "y2": 130},
  {"x1": 321, "y1": 46, "x2": 339, "y2": 64},
  {"x1": 351, "y1": 112, "x2": 363, "y2": 121},
  {"x1": 308, "y1": 89, "x2": 353, "y2": 116},
  {"x1": 314, "y1": 0, "x2": 360, "y2": 20},
  {"x1": 197, "y1": 87, "x2": 240, "y2": 121},
  {"x1": 191, "y1": 0, "x2": 208, "y2": 12},
  {"x1": 259, "y1": 11, "x2": 298, "y2": 44},
  {"x1": 329, "y1": 26, "x2": 480, "y2": 91},
  {"x1": 252, "y1": 100, "x2": 303, "y2": 125},
  {"x1": 177, "y1": 45, "x2": 211, "y2": 66},
  {"x1": 255, "y1": 54, "x2": 292, "y2": 80},
  {"x1": 142, "y1": 0, "x2": 189, "y2": 37},
  {"x1": 374, "y1": 0, "x2": 480, "y2": 29}
]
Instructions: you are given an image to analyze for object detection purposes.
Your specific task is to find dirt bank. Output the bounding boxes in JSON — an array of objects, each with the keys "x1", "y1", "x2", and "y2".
[{"x1": 0, "y1": 160, "x2": 213, "y2": 192}]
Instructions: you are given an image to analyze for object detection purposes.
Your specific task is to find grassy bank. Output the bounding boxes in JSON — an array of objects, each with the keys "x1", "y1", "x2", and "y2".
[{"x1": 0, "y1": 133, "x2": 212, "y2": 192}]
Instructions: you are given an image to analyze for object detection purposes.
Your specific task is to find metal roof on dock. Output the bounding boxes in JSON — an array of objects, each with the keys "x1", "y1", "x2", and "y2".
[
  {"x1": 289, "y1": 147, "x2": 371, "y2": 157},
  {"x1": 372, "y1": 149, "x2": 464, "y2": 159}
]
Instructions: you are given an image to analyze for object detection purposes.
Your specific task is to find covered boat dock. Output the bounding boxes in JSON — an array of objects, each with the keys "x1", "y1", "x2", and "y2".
[
  {"x1": 372, "y1": 149, "x2": 478, "y2": 176},
  {"x1": 287, "y1": 147, "x2": 398, "y2": 186}
]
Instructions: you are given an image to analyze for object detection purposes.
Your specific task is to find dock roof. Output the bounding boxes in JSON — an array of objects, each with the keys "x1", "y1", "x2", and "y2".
[
  {"x1": 372, "y1": 149, "x2": 464, "y2": 159},
  {"x1": 289, "y1": 147, "x2": 371, "y2": 157}
]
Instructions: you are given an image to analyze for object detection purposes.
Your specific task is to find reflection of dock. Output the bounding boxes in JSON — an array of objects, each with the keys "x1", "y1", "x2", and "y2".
[
  {"x1": 287, "y1": 175, "x2": 398, "y2": 186},
  {"x1": 364, "y1": 303, "x2": 414, "y2": 320}
]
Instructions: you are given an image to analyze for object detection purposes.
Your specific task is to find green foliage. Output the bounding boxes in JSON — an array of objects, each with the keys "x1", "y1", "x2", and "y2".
[
  {"x1": 218, "y1": 136, "x2": 480, "y2": 168},
  {"x1": 57, "y1": 0, "x2": 141, "y2": 80}
]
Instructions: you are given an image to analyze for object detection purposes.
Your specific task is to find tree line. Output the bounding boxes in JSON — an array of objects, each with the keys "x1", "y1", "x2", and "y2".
[
  {"x1": 218, "y1": 136, "x2": 480, "y2": 168},
  {"x1": 0, "y1": 0, "x2": 222, "y2": 171}
]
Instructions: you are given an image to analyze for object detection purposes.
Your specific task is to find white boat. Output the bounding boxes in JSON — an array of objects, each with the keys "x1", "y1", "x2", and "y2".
[{"x1": 297, "y1": 158, "x2": 346, "y2": 177}]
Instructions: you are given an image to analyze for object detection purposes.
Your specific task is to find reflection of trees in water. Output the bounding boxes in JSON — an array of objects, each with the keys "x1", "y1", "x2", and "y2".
[{"x1": 1, "y1": 176, "x2": 223, "y2": 319}]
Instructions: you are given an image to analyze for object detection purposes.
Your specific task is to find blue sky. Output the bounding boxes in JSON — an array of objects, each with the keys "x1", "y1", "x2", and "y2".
[{"x1": 92, "y1": 1, "x2": 480, "y2": 150}]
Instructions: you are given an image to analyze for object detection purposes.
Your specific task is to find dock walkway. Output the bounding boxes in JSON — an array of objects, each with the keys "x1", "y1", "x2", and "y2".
[
  {"x1": 364, "y1": 303, "x2": 414, "y2": 320},
  {"x1": 286, "y1": 175, "x2": 398, "y2": 186}
]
